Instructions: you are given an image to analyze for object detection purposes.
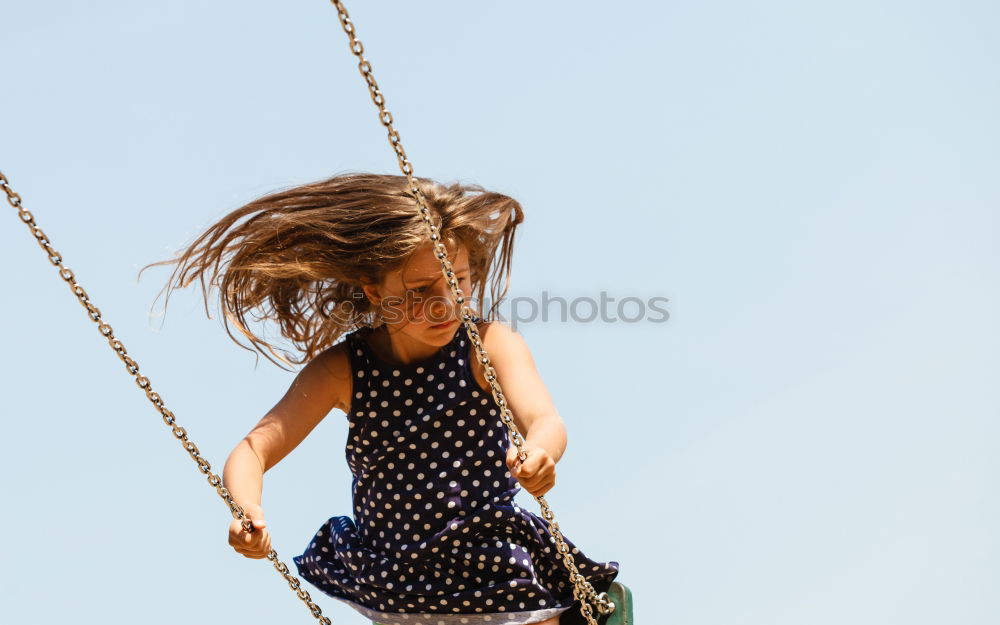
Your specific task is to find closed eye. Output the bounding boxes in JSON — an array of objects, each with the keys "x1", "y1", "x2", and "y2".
[{"x1": 415, "y1": 275, "x2": 469, "y2": 289}]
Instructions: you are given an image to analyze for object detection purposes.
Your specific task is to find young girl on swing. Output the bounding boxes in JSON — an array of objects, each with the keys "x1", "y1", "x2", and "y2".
[{"x1": 152, "y1": 172, "x2": 620, "y2": 625}]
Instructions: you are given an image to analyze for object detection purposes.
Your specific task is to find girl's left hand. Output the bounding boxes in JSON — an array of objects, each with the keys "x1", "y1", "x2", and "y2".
[{"x1": 506, "y1": 442, "x2": 556, "y2": 497}]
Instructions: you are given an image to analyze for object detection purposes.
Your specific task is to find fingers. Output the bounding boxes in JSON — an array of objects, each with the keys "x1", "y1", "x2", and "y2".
[
  {"x1": 513, "y1": 450, "x2": 554, "y2": 482},
  {"x1": 234, "y1": 532, "x2": 271, "y2": 558},
  {"x1": 523, "y1": 476, "x2": 556, "y2": 497},
  {"x1": 513, "y1": 462, "x2": 556, "y2": 496},
  {"x1": 506, "y1": 445, "x2": 557, "y2": 496},
  {"x1": 506, "y1": 446, "x2": 523, "y2": 472},
  {"x1": 240, "y1": 534, "x2": 272, "y2": 558},
  {"x1": 508, "y1": 447, "x2": 535, "y2": 475},
  {"x1": 228, "y1": 518, "x2": 272, "y2": 559}
]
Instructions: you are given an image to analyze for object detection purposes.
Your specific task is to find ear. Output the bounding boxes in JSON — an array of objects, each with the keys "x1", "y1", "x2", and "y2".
[{"x1": 359, "y1": 278, "x2": 383, "y2": 307}]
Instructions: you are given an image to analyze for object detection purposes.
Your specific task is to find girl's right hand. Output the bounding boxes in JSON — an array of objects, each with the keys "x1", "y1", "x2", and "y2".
[{"x1": 228, "y1": 504, "x2": 272, "y2": 559}]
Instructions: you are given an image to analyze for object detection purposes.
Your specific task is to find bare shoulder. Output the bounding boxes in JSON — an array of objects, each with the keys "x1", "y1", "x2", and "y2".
[
  {"x1": 306, "y1": 339, "x2": 354, "y2": 414},
  {"x1": 465, "y1": 318, "x2": 558, "y2": 437},
  {"x1": 243, "y1": 337, "x2": 353, "y2": 472},
  {"x1": 476, "y1": 318, "x2": 522, "y2": 348},
  {"x1": 468, "y1": 319, "x2": 533, "y2": 391}
]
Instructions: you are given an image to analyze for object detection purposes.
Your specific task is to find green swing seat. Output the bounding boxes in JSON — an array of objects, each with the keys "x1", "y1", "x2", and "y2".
[
  {"x1": 372, "y1": 580, "x2": 634, "y2": 625},
  {"x1": 602, "y1": 581, "x2": 635, "y2": 625}
]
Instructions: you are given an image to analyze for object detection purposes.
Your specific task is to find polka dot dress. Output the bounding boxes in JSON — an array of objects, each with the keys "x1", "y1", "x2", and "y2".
[{"x1": 292, "y1": 319, "x2": 620, "y2": 625}]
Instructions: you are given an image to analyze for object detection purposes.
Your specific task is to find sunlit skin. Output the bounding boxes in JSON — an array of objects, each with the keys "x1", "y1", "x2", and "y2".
[
  {"x1": 224, "y1": 241, "x2": 569, "y2": 613},
  {"x1": 362, "y1": 245, "x2": 556, "y2": 495},
  {"x1": 359, "y1": 242, "x2": 563, "y2": 501},
  {"x1": 358, "y1": 241, "x2": 476, "y2": 365}
]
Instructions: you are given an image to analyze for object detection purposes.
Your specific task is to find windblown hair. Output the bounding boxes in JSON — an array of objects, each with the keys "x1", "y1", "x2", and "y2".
[{"x1": 141, "y1": 172, "x2": 524, "y2": 370}]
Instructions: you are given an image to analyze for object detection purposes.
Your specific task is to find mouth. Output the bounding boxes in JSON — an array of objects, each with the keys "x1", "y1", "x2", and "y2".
[{"x1": 429, "y1": 319, "x2": 458, "y2": 329}]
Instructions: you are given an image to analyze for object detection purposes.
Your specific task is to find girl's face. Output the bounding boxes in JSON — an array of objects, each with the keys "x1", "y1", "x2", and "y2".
[{"x1": 362, "y1": 242, "x2": 473, "y2": 338}]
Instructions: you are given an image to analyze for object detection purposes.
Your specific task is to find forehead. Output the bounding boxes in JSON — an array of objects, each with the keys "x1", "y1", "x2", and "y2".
[{"x1": 398, "y1": 243, "x2": 470, "y2": 282}]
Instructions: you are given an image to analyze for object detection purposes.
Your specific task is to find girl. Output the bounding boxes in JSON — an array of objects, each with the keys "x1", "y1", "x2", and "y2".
[{"x1": 149, "y1": 172, "x2": 620, "y2": 625}]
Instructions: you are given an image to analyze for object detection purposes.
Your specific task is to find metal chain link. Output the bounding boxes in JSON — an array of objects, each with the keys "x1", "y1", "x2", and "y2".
[
  {"x1": 0, "y1": 170, "x2": 335, "y2": 625},
  {"x1": 3, "y1": 3, "x2": 616, "y2": 623},
  {"x1": 329, "y1": 2, "x2": 616, "y2": 623}
]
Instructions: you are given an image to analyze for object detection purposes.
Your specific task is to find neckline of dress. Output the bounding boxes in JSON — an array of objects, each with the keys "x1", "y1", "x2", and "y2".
[{"x1": 355, "y1": 319, "x2": 475, "y2": 371}]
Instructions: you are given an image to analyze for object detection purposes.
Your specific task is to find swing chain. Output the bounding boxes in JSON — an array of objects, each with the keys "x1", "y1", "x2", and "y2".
[
  {"x1": 0, "y1": 170, "x2": 333, "y2": 625},
  {"x1": 329, "y1": 3, "x2": 616, "y2": 623},
  {"x1": 4, "y1": 2, "x2": 616, "y2": 621}
]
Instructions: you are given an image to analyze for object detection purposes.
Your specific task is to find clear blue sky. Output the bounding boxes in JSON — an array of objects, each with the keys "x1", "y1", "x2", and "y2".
[{"x1": 1, "y1": 1, "x2": 997, "y2": 624}]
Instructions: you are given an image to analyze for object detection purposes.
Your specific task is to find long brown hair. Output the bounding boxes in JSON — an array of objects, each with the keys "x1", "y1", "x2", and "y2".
[{"x1": 140, "y1": 172, "x2": 524, "y2": 369}]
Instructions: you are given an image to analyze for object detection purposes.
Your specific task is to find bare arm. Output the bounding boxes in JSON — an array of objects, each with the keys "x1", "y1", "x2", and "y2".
[
  {"x1": 480, "y1": 321, "x2": 567, "y2": 462},
  {"x1": 222, "y1": 344, "x2": 351, "y2": 513},
  {"x1": 223, "y1": 439, "x2": 267, "y2": 512}
]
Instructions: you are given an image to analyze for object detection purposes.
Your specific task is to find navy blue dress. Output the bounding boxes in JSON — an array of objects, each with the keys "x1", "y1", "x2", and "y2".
[{"x1": 292, "y1": 319, "x2": 620, "y2": 625}]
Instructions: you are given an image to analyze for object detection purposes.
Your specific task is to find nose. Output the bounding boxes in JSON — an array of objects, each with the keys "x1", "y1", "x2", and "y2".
[{"x1": 426, "y1": 280, "x2": 459, "y2": 322}]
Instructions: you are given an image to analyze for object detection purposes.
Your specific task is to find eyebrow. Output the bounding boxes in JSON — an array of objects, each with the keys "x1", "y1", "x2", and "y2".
[{"x1": 409, "y1": 267, "x2": 471, "y2": 285}]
